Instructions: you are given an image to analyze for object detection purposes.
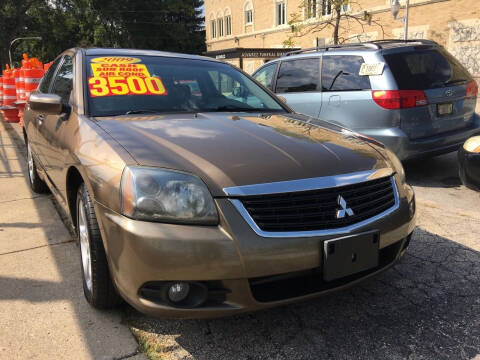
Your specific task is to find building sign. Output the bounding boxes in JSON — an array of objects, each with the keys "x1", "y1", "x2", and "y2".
[{"x1": 206, "y1": 47, "x2": 300, "y2": 60}]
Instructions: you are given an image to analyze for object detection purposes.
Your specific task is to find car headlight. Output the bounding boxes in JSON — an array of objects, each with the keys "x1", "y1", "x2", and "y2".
[{"x1": 121, "y1": 166, "x2": 218, "y2": 224}]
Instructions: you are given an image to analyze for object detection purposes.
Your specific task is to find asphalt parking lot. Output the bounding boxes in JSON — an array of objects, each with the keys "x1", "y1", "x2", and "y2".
[
  {"x1": 2, "y1": 119, "x2": 479, "y2": 360},
  {"x1": 127, "y1": 152, "x2": 480, "y2": 360}
]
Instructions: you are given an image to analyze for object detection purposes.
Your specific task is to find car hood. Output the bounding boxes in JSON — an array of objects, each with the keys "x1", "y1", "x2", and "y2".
[{"x1": 95, "y1": 112, "x2": 389, "y2": 196}]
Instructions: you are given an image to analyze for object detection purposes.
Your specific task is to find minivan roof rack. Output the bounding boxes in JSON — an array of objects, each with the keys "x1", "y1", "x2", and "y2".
[
  {"x1": 370, "y1": 39, "x2": 437, "y2": 46},
  {"x1": 283, "y1": 39, "x2": 438, "y2": 57},
  {"x1": 283, "y1": 42, "x2": 380, "y2": 56}
]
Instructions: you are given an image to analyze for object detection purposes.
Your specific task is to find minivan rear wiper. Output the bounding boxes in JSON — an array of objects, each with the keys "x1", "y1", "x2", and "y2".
[
  {"x1": 443, "y1": 79, "x2": 468, "y2": 86},
  {"x1": 433, "y1": 79, "x2": 468, "y2": 88},
  {"x1": 124, "y1": 109, "x2": 163, "y2": 115}
]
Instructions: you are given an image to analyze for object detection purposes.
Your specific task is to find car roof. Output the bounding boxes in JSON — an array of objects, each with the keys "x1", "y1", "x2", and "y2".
[{"x1": 79, "y1": 47, "x2": 220, "y2": 63}]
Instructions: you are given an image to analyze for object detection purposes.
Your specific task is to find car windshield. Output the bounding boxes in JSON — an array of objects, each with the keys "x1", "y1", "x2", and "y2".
[{"x1": 86, "y1": 55, "x2": 286, "y2": 116}]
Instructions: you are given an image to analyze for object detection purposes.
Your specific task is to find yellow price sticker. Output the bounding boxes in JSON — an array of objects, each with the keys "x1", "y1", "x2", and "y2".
[{"x1": 88, "y1": 76, "x2": 167, "y2": 97}]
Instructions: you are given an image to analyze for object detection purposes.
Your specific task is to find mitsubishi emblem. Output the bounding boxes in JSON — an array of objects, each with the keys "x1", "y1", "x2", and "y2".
[{"x1": 336, "y1": 195, "x2": 354, "y2": 219}]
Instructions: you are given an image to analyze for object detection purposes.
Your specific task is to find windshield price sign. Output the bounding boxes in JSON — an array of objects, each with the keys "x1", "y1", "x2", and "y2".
[{"x1": 88, "y1": 57, "x2": 167, "y2": 97}]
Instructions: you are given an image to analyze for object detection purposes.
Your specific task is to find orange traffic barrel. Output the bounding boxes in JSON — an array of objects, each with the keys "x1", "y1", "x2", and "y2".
[
  {"x1": 21, "y1": 54, "x2": 29, "y2": 67},
  {"x1": 24, "y1": 61, "x2": 44, "y2": 100},
  {"x1": 0, "y1": 75, "x2": 3, "y2": 107},
  {"x1": 3, "y1": 66, "x2": 17, "y2": 106},
  {"x1": 1, "y1": 65, "x2": 19, "y2": 122},
  {"x1": 13, "y1": 68, "x2": 24, "y2": 101}
]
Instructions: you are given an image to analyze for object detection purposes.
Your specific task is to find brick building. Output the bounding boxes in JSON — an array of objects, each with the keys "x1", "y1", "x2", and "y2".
[{"x1": 204, "y1": 0, "x2": 480, "y2": 81}]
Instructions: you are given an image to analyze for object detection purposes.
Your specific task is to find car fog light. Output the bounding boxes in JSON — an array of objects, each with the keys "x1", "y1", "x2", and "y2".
[
  {"x1": 408, "y1": 195, "x2": 416, "y2": 219},
  {"x1": 168, "y1": 282, "x2": 190, "y2": 303}
]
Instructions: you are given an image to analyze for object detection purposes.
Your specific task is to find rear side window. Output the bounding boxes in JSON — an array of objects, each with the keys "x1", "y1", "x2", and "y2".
[
  {"x1": 322, "y1": 55, "x2": 371, "y2": 91},
  {"x1": 37, "y1": 57, "x2": 62, "y2": 93},
  {"x1": 253, "y1": 63, "x2": 277, "y2": 91},
  {"x1": 275, "y1": 58, "x2": 320, "y2": 93},
  {"x1": 384, "y1": 48, "x2": 471, "y2": 90}
]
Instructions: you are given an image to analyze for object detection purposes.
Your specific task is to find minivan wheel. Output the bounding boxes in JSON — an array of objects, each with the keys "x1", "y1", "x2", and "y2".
[
  {"x1": 26, "y1": 141, "x2": 48, "y2": 193},
  {"x1": 76, "y1": 183, "x2": 120, "y2": 309}
]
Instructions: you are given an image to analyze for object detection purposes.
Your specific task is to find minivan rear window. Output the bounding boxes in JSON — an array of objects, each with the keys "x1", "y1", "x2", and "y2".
[{"x1": 384, "y1": 48, "x2": 471, "y2": 90}]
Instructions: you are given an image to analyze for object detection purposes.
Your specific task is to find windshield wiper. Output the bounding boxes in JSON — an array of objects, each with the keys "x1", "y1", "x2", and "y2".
[
  {"x1": 328, "y1": 70, "x2": 352, "y2": 90},
  {"x1": 124, "y1": 109, "x2": 163, "y2": 115},
  {"x1": 443, "y1": 79, "x2": 468, "y2": 86},
  {"x1": 432, "y1": 79, "x2": 468, "y2": 88},
  {"x1": 209, "y1": 106, "x2": 266, "y2": 112}
]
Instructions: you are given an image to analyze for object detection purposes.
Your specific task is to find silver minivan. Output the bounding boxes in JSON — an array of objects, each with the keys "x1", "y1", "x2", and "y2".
[{"x1": 252, "y1": 40, "x2": 479, "y2": 160}]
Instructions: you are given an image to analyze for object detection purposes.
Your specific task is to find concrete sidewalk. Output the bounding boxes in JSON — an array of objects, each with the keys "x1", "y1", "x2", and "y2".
[{"x1": 0, "y1": 121, "x2": 144, "y2": 359}]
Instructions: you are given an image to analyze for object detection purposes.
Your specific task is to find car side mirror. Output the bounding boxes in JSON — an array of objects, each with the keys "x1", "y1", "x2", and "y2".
[{"x1": 29, "y1": 93, "x2": 64, "y2": 115}]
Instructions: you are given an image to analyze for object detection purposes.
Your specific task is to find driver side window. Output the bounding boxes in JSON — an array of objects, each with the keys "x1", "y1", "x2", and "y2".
[
  {"x1": 37, "y1": 57, "x2": 62, "y2": 93},
  {"x1": 51, "y1": 55, "x2": 73, "y2": 104}
]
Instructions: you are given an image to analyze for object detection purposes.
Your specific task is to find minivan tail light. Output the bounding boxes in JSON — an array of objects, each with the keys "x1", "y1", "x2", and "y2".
[
  {"x1": 466, "y1": 81, "x2": 478, "y2": 98},
  {"x1": 372, "y1": 90, "x2": 428, "y2": 110}
]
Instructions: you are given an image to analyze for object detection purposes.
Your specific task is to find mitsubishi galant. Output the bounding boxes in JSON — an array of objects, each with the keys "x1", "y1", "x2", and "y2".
[{"x1": 23, "y1": 48, "x2": 416, "y2": 318}]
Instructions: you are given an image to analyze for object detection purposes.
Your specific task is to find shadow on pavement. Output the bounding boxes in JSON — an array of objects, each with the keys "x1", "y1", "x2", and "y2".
[
  {"x1": 404, "y1": 152, "x2": 463, "y2": 188},
  {"x1": 0, "y1": 122, "x2": 139, "y2": 358},
  {"x1": 128, "y1": 226, "x2": 480, "y2": 360}
]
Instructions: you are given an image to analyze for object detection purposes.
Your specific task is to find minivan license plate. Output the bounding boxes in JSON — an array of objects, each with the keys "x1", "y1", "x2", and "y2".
[
  {"x1": 323, "y1": 232, "x2": 379, "y2": 281},
  {"x1": 437, "y1": 103, "x2": 453, "y2": 116}
]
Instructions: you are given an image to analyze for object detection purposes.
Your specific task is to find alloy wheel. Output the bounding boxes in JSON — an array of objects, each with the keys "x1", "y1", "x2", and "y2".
[{"x1": 78, "y1": 198, "x2": 93, "y2": 292}]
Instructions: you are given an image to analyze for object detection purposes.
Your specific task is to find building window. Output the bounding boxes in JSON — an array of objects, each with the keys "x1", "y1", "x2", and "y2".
[
  {"x1": 276, "y1": 1, "x2": 286, "y2": 25},
  {"x1": 245, "y1": 9, "x2": 253, "y2": 24},
  {"x1": 218, "y1": 17, "x2": 224, "y2": 37},
  {"x1": 225, "y1": 15, "x2": 232, "y2": 35},
  {"x1": 210, "y1": 19, "x2": 216, "y2": 38},
  {"x1": 244, "y1": 1, "x2": 253, "y2": 25},
  {"x1": 305, "y1": 0, "x2": 317, "y2": 19},
  {"x1": 321, "y1": 0, "x2": 332, "y2": 16}
]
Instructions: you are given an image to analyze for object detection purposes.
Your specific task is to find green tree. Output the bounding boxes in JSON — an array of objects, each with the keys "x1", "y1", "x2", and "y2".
[{"x1": 0, "y1": 0, "x2": 205, "y2": 68}]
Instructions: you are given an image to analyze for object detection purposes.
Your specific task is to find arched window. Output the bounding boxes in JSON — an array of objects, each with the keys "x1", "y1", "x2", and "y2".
[
  {"x1": 217, "y1": 11, "x2": 224, "y2": 37},
  {"x1": 209, "y1": 14, "x2": 216, "y2": 38},
  {"x1": 224, "y1": 8, "x2": 232, "y2": 36},
  {"x1": 244, "y1": 1, "x2": 254, "y2": 25}
]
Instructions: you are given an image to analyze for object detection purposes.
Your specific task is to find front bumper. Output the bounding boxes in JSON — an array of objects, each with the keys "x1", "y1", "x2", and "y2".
[
  {"x1": 95, "y1": 178, "x2": 416, "y2": 318},
  {"x1": 360, "y1": 114, "x2": 480, "y2": 160}
]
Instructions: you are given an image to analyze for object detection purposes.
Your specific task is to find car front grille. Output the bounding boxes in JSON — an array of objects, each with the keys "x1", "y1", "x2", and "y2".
[{"x1": 238, "y1": 176, "x2": 396, "y2": 232}]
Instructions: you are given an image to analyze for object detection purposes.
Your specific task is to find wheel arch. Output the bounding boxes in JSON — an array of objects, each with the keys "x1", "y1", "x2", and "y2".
[{"x1": 66, "y1": 165, "x2": 96, "y2": 230}]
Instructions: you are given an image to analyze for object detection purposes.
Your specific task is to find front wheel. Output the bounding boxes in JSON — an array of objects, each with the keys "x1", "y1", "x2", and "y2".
[{"x1": 77, "y1": 183, "x2": 120, "y2": 309}]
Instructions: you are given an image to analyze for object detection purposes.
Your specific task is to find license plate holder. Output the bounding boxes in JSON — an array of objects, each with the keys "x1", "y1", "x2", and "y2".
[
  {"x1": 323, "y1": 232, "x2": 379, "y2": 282},
  {"x1": 437, "y1": 103, "x2": 453, "y2": 116}
]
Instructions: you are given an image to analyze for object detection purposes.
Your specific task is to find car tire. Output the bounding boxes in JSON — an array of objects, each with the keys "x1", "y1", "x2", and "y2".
[
  {"x1": 76, "y1": 183, "x2": 120, "y2": 309},
  {"x1": 26, "y1": 141, "x2": 49, "y2": 194}
]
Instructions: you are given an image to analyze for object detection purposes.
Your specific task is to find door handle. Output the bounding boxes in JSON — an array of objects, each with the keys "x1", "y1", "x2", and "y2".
[{"x1": 37, "y1": 114, "x2": 45, "y2": 126}]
